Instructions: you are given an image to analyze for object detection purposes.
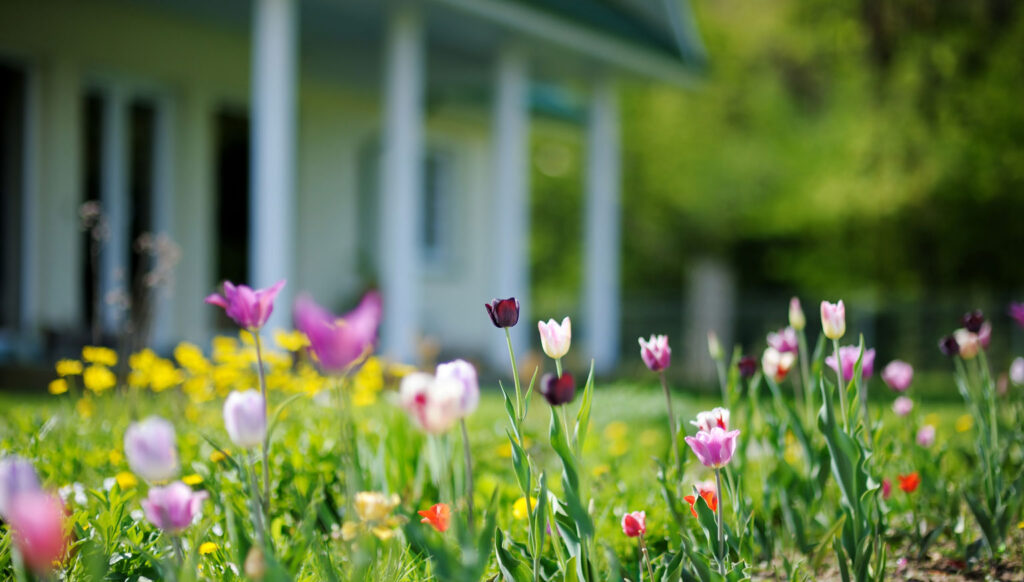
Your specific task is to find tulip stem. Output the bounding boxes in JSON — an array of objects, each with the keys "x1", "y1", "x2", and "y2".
[
  {"x1": 659, "y1": 371, "x2": 680, "y2": 474},
  {"x1": 172, "y1": 535, "x2": 185, "y2": 567},
  {"x1": 504, "y1": 328, "x2": 523, "y2": 420},
  {"x1": 639, "y1": 534, "x2": 656, "y2": 582},
  {"x1": 252, "y1": 332, "x2": 271, "y2": 519},
  {"x1": 555, "y1": 357, "x2": 562, "y2": 379},
  {"x1": 715, "y1": 468, "x2": 725, "y2": 575},
  {"x1": 561, "y1": 405, "x2": 573, "y2": 449},
  {"x1": 831, "y1": 339, "x2": 848, "y2": 432},
  {"x1": 246, "y1": 450, "x2": 267, "y2": 547},
  {"x1": 459, "y1": 418, "x2": 476, "y2": 531}
]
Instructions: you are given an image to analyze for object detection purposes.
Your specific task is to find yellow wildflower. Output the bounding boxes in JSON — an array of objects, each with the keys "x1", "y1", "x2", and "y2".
[
  {"x1": 1018, "y1": 521, "x2": 1024, "y2": 530},
  {"x1": 174, "y1": 342, "x2": 209, "y2": 373},
  {"x1": 129, "y1": 349, "x2": 157, "y2": 373},
  {"x1": 109, "y1": 450, "x2": 123, "y2": 465},
  {"x1": 82, "y1": 346, "x2": 118, "y2": 366},
  {"x1": 591, "y1": 464, "x2": 610, "y2": 478},
  {"x1": 352, "y1": 358, "x2": 384, "y2": 407},
  {"x1": 354, "y1": 492, "x2": 400, "y2": 522},
  {"x1": 609, "y1": 440, "x2": 630, "y2": 457},
  {"x1": 55, "y1": 359, "x2": 83, "y2": 376},
  {"x1": 83, "y1": 365, "x2": 117, "y2": 393},
  {"x1": 210, "y1": 450, "x2": 228, "y2": 463},
  {"x1": 955, "y1": 414, "x2": 973, "y2": 433},
  {"x1": 48, "y1": 379, "x2": 69, "y2": 395},
  {"x1": 183, "y1": 474, "x2": 204, "y2": 486},
  {"x1": 275, "y1": 329, "x2": 309, "y2": 352},
  {"x1": 115, "y1": 472, "x2": 138, "y2": 489},
  {"x1": 512, "y1": 497, "x2": 538, "y2": 520},
  {"x1": 149, "y1": 359, "x2": 183, "y2": 392},
  {"x1": 603, "y1": 421, "x2": 628, "y2": 441},
  {"x1": 199, "y1": 542, "x2": 219, "y2": 555},
  {"x1": 341, "y1": 522, "x2": 359, "y2": 541},
  {"x1": 77, "y1": 396, "x2": 95, "y2": 418},
  {"x1": 496, "y1": 442, "x2": 513, "y2": 458}
]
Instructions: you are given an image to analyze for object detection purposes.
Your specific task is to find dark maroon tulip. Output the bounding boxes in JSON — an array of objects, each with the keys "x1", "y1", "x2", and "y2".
[
  {"x1": 961, "y1": 310, "x2": 984, "y2": 333},
  {"x1": 737, "y1": 356, "x2": 757, "y2": 379},
  {"x1": 939, "y1": 335, "x2": 960, "y2": 358},
  {"x1": 539, "y1": 372, "x2": 575, "y2": 406},
  {"x1": 485, "y1": 297, "x2": 520, "y2": 328}
]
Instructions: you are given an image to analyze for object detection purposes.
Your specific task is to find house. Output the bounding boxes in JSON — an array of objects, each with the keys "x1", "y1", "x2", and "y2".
[{"x1": 0, "y1": 0, "x2": 704, "y2": 373}]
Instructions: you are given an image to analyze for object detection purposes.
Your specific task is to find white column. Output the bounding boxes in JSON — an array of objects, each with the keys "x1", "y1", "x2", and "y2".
[
  {"x1": 583, "y1": 75, "x2": 621, "y2": 372},
  {"x1": 490, "y1": 45, "x2": 530, "y2": 366},
  {"x1": 99, "y1": 87, "x2": 129, "y2": 335},
  {"x1": 250, "y1": 0, "x2": 297, "y2": 330},
  {"x1": 378, "y1": 2, "x2": 424, "y2": 364},
  {"x1": 150, "y1": 96, "x2": 175, "y2": 350}
]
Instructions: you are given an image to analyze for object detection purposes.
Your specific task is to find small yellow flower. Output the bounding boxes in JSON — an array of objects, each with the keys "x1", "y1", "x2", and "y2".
[
  {"x1": 76, "y1": 396, "x2": 95, "y2": 418},
  {"x1": 82, "y1": 346, "x2": 118, "y2": 366},
  {"x1": 591, "y1": 464, "x2": 610, "y2": 478},
  {"x1": 83, "y1": 365, "x2": 117, "y2": 393},
  {"x1": 109, "y1": 450, "x2": 124, "y2": 465},
  {"x1": 174, "y1": 342, "x2": 210, "y2": 373},
  {"x1": 512, "y1": 496, "x2": 538, "y2": 520},
  {"x1": 955, "y1": 414, "x2": 973, "y2": 433},
  {"x1": 609, "y1": 440, "x2": 630, "y2": 457},
  {"x1": 115, "y1": 472, "x2": 138, "y2": 489},
  {"x1": 274, "y1": 329, "x2": 310, "y2": 352},
  {"x1": 48, "y1": 379, "x2": 69, "y2": 395},
  {"x1": 1018, "y1": 521, "x2": 1024, "y2": 530},
  {"x1": 210, "y1": 450, "x2": 228, "y2": 463},
  {"x1": 496, "y1": 442, "x2": 513, "y2": 458},
  {"x1": 640, "y1": 429, "x2": 661, "y2": 447},
  {"x1": 199, "y1": 542, "x2": 219, "y2": 555},
  {"x1": 924, "y1": 413, "x2": 940, "y2": 427},
  {"x1": 341, "y1": 522, "x2": 359, "y2": 541},
  {"x1": 55, "y1": 359, "x2": 83, "y2": 376},
  {"x1": 183, "y1": 474, "x2": 204, "y2": 486},
  {"x1": 354, "y1": 492, "x2": 400, "y2": 522},
  {"x1": 603, "y1": 421, "x2": 628, "y2": 441}
]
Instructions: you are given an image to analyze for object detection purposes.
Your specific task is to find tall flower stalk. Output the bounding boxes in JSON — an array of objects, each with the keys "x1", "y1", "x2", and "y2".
[
  {"x1": 640, "y1": 335, "x2": 677, "y2": 472},
  {"x1": 685, "y1": 421, "x2": 740, "y2": 575}
]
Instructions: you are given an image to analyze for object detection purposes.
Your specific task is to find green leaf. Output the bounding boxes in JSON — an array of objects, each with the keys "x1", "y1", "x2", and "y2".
[
  {"x1": 494, "y1": 529, "x2": 534, "y2": 582},
  {"x1": 507, "y1": 430, "x2": 531, "y2": 497},
  {"x1": 574, "y1": 360, "x2": 596, "y2": 453}
]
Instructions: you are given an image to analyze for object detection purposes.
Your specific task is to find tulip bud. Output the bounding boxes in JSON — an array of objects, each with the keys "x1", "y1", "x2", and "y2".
[
  {"x1": 938, "y1": 335, "x2": 959, "y2": 358},
  {"x1": 953, "y1": 329, "x2": 979, "y2": 360},
  {"x1": 1010, "y1": 357, "x2": 1024, "y2": 387},
  {"x1": 484, "y1": 297, "x2": 520, "y2": 328},
  {"x1": 737, "y1": 355, "x2": 757, "y2": 379},
  {"x1": 124, "y1": 417, "x2": 179, "y2": 482},
  {"x1": 916, "y1": 425, "x2": 936, "y2": 448},
  {"x1": 892, "y1": 396, "x2": 913, "y2": 417},
  {"x1": 0, "y1": 456, "x2": 41, "y2": 520},
  {"x1": 766, "y1": 327, "x2": 798, "y2": 353},
  {"x1": 691, "y1": 407, "x2": 730, "y2": 432},
  {"x1": 761, "y1": 347, "x2": 796, "y2": 383},
  {"x1": 537, "y1": 317, "x2": 571, "y2": 360},
  {"x1": 435, "y1": 359, "x2": 479, "y2": 417},
  {"x1": 539, "y1": 372, "x2": 576, "y2": 406},
  {"x1": 639, "y1": 335, "x2": 671, "y2": 372},
  {"x1": 399, "y1": 373, "x2": 464, "y2": 434},
  {"x1": 881, "y1": 360, "x2": 913, "y2": 392},
  {"x1": 8, "y1": 492, "x2": 67, "y2": 575},
  {"x1": 223, "y1": 390, "x2": 267, "y2": 449},
  {"x1": 141, "y1": 481, "x2": 208, "y2": 533},
  {"x1": 620, "y1": 511, "x2": 646, "y2": 537},
  {"x1": 789, "y1": 297, "x2": 806, "y2": 330},
  {"x1": 706, "y1": 331, "x2": 723, "y2": 361},
  {"x1": 881, "y1": 478, "x2": 892, "y2": 500},
  {"x1": 960, "y1": 309, "x2": 984, "y2": 333},
  {"x1": 820, "y1": 300, "x2": 846, "y2": 340}
]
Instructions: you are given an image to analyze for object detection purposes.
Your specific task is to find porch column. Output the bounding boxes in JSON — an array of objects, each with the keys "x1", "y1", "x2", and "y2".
[
  {"x1": 250, "y1": 0, "x2": 297, "y2": 330},
  {"x1": 490, "y1": 45, "x2": 530, "y2": 365},
  {"x1": 99, "y1": 87, "x2": 129, "y2": 335},
  {"x1": 149, "y1": 97, "x2": 175, "y2": 350},
  {"x1": 583, "y1": 75, "x2": 621, "y2": 372},
  {"x1": 379, "y1": 1, "x2": 424, "y2": 364}
]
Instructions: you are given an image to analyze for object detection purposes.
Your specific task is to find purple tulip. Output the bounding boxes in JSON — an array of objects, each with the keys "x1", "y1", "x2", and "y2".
[
  {"x1": 539, "y1": 372, "x2": 576, "y2": 406},
  {"x1": 737, "y1": 356, "x2": 757, "y2": 379},
  {"x1": 141, "y1": 481, "x2": 208, "y2": 533},
  {"x1": 892, "y1": 396, "x2": 913, "y2": 417},
  {"x1": 485, "y1": 297, "x2": 520, "y2": 328},
  {"x1": 881, "y1": 360, "x2": 913, "y2": 392},
  {"x1": 0, "y1": 456, "x2": 41, "y2": 520},
  {"x1": 639, "y1": 335, "x2": 671, "y2": 372},
  {"x1": 1010, "y1": 302, "x2": 1024, "y2": 329},
  {"x1": 294, "y1": 291, "x2": 382, "y2": 374},
  {"x1": 205, "y1": 280, "x2": 285, "y2": 330},
  {"x1": 124, "y1": 417, "x2": 179, "y2": 482},
  {"x1": 223, "y1": 390, "x2": 267, "y2": 449},
  {"x1": 825, "y1": 346, "x2": 876, "y2": 382},
  {"x1": 939, "y1": 335, "x2": 959, "y2": 358},
  {"x1": 435, "y1": 359, "x2": 479, "y2": 417},
  {"x1": 961, "y1": 309, "x2": 984, "y2": 333},
  {"x1": 916, "y1": 425, "x2": 936, "y2": 448},
  {"x1": 766, "y1": 327, "x2": 799, "y2": 354},
  {"x1": 684, "y1": 426, "x2": 741, "y2": 469}
]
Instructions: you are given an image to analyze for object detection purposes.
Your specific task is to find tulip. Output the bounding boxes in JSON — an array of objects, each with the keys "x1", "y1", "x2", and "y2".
[
  {"x1": 737, "y1": 355, "x2": 757, "y2": 379},
  {"x1": 881, "y1": 360, "x2": 913, "y2": 392},
  {"x1": 789, "y1": 297, "x2": 806, "y2": 330},
  {"x1": 0, "y1": 456, "x2": 41, "y2": 520},
  {"x1": 354, "y1": 491, "x2": 401, "y2": 523},
  {"x1": 978, "y1": 321, "x2": 991, "y2": 349},
  {"x1": 824, "y1": 346, "x2": 876, "y2": 382},
  {"x1": 205, "y1": 280, "x2": 285, "y2": 330},
  {"x1": 916, "y1": 425, "x2": 936, "y2": 448},
  {"x1": 539, "y1": 372, "x2": 576, "y2": 406},
  {"x1": 7, "y1": 492, "x2": 67, "y2": 574},
  {"x1": 685, "y1": 427, "x2": 740, "y2": 469},
  {"x1": 639, "y1": 335, "x2": 671, "y2": 372},
  {"x1": 892, "y1": 396, "x2": 914, "y2": 417},
  {"x1": 684, "y1": 480, "x2": 718, "y2": 517},
  {"x1": 898, "y1": 472, "x2": 920, "y2": 493},
  {"x1": 484, "y1": 297, "x2": 519, "y2": 328},
  {"x1": 707, "y1": 331, "x2": 723, "y2": 361},
  {"x1": 620, "y1": 511, "x2": 646, "y2": 537},
  {"x1": 761, "y1": 347, "x2": 796, "y2": 383},
  {"x1": 1009, "y1": 302, "x2": 1024, "y2": 329},
  {"x1": 961, "y1": 309, "x2": 984, "y2": 333},
  {"x1": 418, "y1": 503, "x2": 451, "y2": 533},
  {"x1": 538, "y1": 317, "x2": 571, "y2": 360},
  {"x1": 766, "y1": 327, "x2": 798, "y2": 354},
  {"x1": 124, "y1": 417, "x2": 179, "y2": 482},
  {"x1": 294, "y1": 291, "x2": 382, "y2": 373},
  {"x1": 820, "y1": 300, "x2": 846, "y2": 340},
  {"x1": 435, "y1": 359, "x2": 479, "y2": 417},
  {"x1": 141, "y1": 481, "x2": 208, "y2": 533},
  {"x1": 881, "y1": 478, "x2": 892, "y2": 500},
  {"x1": 1010, "y1": 357, "x2": 1024, "y2": 387},
  {"x1": 399, "y1": 372, "x2": 465, "y2": 434},
  {"x1": 939, "y1": 335, "x2": 959, "y2": 357},
  {"x1": 223, "y1": 390, "x2": 267, "y2": 449},
  {"x1": 691, "y1": 408, "x2": 730, "y2": 432},
  {"x1": 953, "y1": 328, "x2": 979, "y2": 360}
]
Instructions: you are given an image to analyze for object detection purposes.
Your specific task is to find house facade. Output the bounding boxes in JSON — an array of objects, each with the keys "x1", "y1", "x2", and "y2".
[{"x1": 0, "y1": 0, "x2": 703, "y2": 371}]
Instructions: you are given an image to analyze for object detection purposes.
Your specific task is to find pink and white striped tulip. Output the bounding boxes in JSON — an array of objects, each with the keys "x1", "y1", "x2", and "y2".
[
  {"x1": 538, "y1": 317, "x2": 572, "y2": 360},
  {"x1": 684, "y1": 426, "x2": 741, "y2": 469},
  {"x1": 820, "y1": 300, "x2": 846, "y2": 340},
  {"x1": 141, "y1": 481, "x2": 208, "y2": 533},
  {"x1": 435, "y1": 359, "x2": 479, "y2": 417},
  {"x1": 620, "y1": 511, "x2": 646, "y2": 537},
  {"x1": 124, "y1": 417, "x2": 179, "y2": 482},
  {"x1": 639, "y1": 335, "x2": 671, "y2": 372},
  {"x1": 767, "y1": 327, "x2": 799, "y2": 354},
  {"x1": 761, "y1": 347, "x2": 796, "y2": 383},
  {"x1": 400, "y1": 371, "x2": 467, "y2": 434},
  {"x1": 691, "y1": 407, "x2": 730, "y2": 432}
]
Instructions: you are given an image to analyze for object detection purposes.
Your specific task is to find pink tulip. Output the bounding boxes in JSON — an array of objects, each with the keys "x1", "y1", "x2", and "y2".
[
  {"x1": 825, "y1": 346, "x2": 876, "y2": 382},
  {"x1": 820, "y1": 300, "x2": 846, "y2": 340},
  {"x1": 537, "y1": 317, "x2": 572, "y2": 360},
  {"x1": 881, "y1": 360, "x2": 913, "y2": 392},
  {"x1": 223, "y1": 390, "x2": 267, "y2": 449},
  {"x1": 124, "y1": 417, "x2": 179, "y2": 482},
  {"x1": 1010, "y1": 357, "x2": 1024, "y2": 387},
  {"x1": 766, "y1": 327, "x2": 798, "y2": 354},
  {"x1": 892, "y1": 396, "x2": 913, "y2": 417},
  {"x1": 435, "y1": 359, "x2": 479, "y2": 416},
  {"x1": 205, "y1": 280, "x2": 285, "y2": 330},
  {"x1": 691, "y1": 408, "x2": 730, "y2": 432},
  {"x1": 639, "y1": 335, "x2": 671, "y2": 371},
  {"x1": 141, "y1": 481, "x2": 208, "y2": 533},
  {"x1": 8, "y1": 492, "x2": 67, "y2": 574},
  {"x1": 881, "y1": 478, "x2": 892, "y2": 500},
  {"x1": 789, "y1": 297, "x2": 806, "y2": 330},
  {"x1": 294, "y1": 291, "x2": 382, "y2": 373},
  {"x1": 684, "y1": 426, "x2": 740, "y2": 469},
  {"x1": 620, "y1": 511, "x2": 646, "y2": 537},
  {"x1": 399, "y1": 372, "x2": 466, "y2": 434},
  {"x1": 978, "y1": 321, "x2": 991, "y2": 349},
  {"x1": 761, "y1": 347, "x2": 796, "y2": 383},
  {"x1": 0, "y1": 456, "x2": 41, "y2": 520},
  {"x1": 916, "y1": 425, "x2": 936, "y2": 448}
]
